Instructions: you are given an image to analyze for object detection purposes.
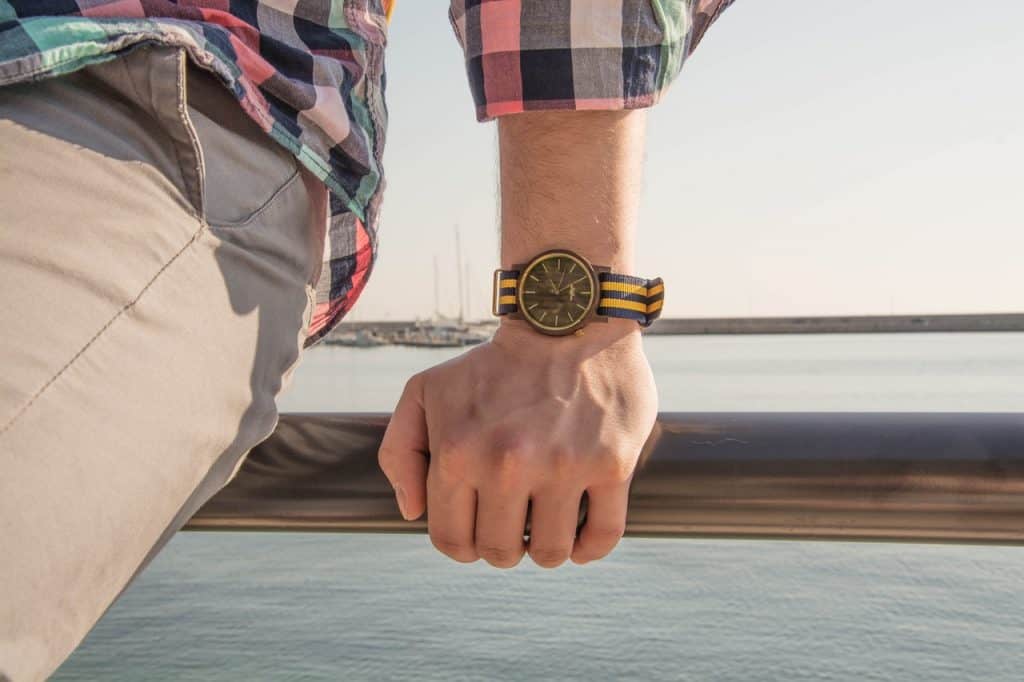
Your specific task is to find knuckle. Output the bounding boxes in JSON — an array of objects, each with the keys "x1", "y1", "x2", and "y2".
[
  {"x1": 436, "y1": 437, "x2": 472, "y2": 480},
  {"x1": 477, "y1": 544, "x2": 524, "y2": 569},
  {"x1": 488, "y1": 426, "x2": 527, "y2": 457},
  {"x1": 490, "y1": 448, "x2": 525, "y2": 483},
  {"x1": 486, "y1": 436, "x2": 530, "y2": 486},
  {"x1": 436, "y1": 431, "x2": 465, "y2": 456},
  {"x1": 377, "y1": 444, "x2": 399, "y2": 472},
  {"x1": 598, "y1": 452, "x2": 636, "y2": 483},
  {"x1": 528, "y1": 546, "x2": 570, "y2": 569},
  {"x1": 430, "y1": 534, "x2": 477, "y2": 563},
  {"x1": 584, "y1": 524, "x2": 626, "y2": 551},
  {"x1": 548, "y1": 446, "x2": 577, "y2": 478}
]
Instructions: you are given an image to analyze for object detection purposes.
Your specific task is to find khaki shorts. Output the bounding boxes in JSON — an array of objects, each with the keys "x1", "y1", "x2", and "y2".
[{"x1": 0, "y1": 46, "x2": 326, "y2": 680}]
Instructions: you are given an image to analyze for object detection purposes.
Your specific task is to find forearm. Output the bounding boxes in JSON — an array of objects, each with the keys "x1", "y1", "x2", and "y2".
[
  {"x1": 381, "y1": 111, "x2": 658, "y2": 569},
  {"x1": 498, "y1": 110, "x2": 647, "y2": 274}
]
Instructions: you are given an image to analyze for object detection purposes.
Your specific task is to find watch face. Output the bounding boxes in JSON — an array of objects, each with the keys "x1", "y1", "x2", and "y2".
[{"x1": 517, "y1": 251, "x2": 597, "y2": 334}]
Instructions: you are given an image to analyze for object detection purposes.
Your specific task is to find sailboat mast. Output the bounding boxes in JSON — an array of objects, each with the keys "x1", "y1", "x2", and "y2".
[
  {"x1": 433, "y1": 255, "x2": 440, "y2": 320},
  {"x1": 464, "y1": 262, "x2": 472, "y2": 323},
  {"x1": 454, "y1": 224, "x2": 464, "y2": 323}
]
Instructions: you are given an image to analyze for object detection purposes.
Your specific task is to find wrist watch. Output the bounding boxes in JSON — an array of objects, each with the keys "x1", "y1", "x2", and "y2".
[{"x1": 492, "y1": 249, "x2": 664, "y2": 336}]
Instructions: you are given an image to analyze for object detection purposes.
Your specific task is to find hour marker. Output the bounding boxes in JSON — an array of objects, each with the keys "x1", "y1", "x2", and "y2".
[
  {"x1": 529, "y1": 274, "x2": 539, "y2": 282},
  {"x1": 528, "y1": 303, "x2": 538, "y2": 310},
  {"x1": 575, "y1": 303, "x2": 586, "y2": 310},
  {"x1": 553, "y1": 314, "x2": 559, "y2": 325},
  {"x1": 524, "y1": 290, "x2": 536, "y2": 294}
]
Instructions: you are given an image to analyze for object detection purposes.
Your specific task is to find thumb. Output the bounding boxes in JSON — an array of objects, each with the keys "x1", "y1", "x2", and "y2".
[{"x1": 378, "y1": 372, "x2": 428, "y2": 520}]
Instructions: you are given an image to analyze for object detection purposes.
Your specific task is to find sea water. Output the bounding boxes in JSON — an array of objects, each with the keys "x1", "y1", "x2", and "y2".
[{"x1": 55, "y1": 333, "x2": 1024, "y2": 680}]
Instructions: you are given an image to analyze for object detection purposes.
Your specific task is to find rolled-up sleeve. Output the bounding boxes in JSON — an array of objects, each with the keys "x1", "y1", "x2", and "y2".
[{"x1": 449, "y1": 0, "x2": 734, "y2": 121}]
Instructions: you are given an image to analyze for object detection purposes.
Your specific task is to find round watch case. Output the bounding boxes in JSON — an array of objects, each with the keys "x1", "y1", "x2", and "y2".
[{"x1": 514, "y1": 249, "x2": 599, "y2": 336}]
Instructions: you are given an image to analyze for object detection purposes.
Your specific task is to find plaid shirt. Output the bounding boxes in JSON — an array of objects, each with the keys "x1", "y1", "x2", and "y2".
[
  {"x1": 0, "y1": 0, "x2": 731, "y2": 345},
  {"x1": 450, "y1": 0, "x2": 735, "y2": 121}
]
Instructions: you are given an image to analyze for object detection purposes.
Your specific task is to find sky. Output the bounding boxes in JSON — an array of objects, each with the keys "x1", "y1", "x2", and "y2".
[{"x1": 347, "y1": 1, "x2": 1024, "y2": 321}]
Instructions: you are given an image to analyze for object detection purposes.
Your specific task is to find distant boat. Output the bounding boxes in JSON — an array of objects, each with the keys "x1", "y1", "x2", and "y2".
[
  {"x1": 325, "y1": 329, "x2": 389, "y2": 347},
  {"x1": 326, "y1": 225, "x2": 498, "y2": 349},
  {"x1": 391, "y1": 319, "x2": 491, "y2": 348}
]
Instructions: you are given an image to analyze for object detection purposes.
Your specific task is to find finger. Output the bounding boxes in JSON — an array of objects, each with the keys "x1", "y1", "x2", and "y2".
[
  {"x1": 571, "y1": 482, "x2": 629, "y2": 564},
  {"x1": 527, "y1": 488, "x2": 584, "y2": 569},
  {"x1": 378, "y1": 373, "x2": 428, "y2": 520},
  {"x1": 475, "y1": 490, "x2": 529, "y2": 569},
  {"x1": 427, "y1": 470, "x2": 479, "y2": 563}
]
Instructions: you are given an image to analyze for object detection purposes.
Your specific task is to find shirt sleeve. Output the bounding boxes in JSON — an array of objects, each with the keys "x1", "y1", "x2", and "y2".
[{"x1": 449, "y1": 0, "x2": 735, "y2": 121}]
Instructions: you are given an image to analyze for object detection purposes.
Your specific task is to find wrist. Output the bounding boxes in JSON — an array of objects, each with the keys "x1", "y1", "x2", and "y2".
[
  {"x1": 500, "y1": 230, "x2": 635, "y2": 275},
  {"x1": 494, "y1": 316, "x2": 642, "y2": 356}
]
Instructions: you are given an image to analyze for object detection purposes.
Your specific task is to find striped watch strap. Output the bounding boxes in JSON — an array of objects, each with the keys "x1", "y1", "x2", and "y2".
[
  {"x1": 597, "y1": 273, "x2": 664, "y2": 327},
  {"x1": 493, "y1": 270, "x2": 664, "y2": 327},
  {"x1": 494, "y1": 270, "x2": 520, "y2": 315}
]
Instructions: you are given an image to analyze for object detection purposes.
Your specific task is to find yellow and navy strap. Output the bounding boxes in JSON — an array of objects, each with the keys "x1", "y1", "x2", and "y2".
[
  {"x1": 597, "y1": 273, "x2": 664, "y2": 327},
  {"x1": 494, "y1": 269, "x2": 520, "y2": 314},
  {"x1": 495, "y1": 269, "x2": 663, "y2": 327}
]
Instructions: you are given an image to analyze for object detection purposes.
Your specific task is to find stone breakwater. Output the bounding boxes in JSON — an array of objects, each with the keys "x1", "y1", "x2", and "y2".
[
  {"x1": 644, "y1": 313, "x2": 1024, "y2": 335},
  {"x1": 327, "y1": 313, "x2": 1024, "y2": 339}
]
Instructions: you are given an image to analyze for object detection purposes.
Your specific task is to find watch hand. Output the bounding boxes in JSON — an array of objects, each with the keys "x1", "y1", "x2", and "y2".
[{"x1": 557, "y1": 275, "x2": 589, "y2": 294}]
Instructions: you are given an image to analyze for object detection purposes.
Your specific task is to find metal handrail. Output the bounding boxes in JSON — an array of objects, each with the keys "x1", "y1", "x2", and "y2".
[{"x1": 186, "y1": 412, "x2": 1024, "y2": 545}]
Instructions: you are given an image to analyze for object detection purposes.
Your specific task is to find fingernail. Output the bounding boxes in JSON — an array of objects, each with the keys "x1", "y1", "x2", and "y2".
[{"x1": 395, "y1": 486, "x2": 409, "y2": 520}]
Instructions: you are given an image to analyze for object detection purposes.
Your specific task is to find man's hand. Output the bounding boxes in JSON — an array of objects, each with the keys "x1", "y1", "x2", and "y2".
[
  {"x1": 378, "y1": 319, "x2": 657, "y2": 568},
  {"x1": 380, "y1": 108, "x2": 651, "y2": 567}
]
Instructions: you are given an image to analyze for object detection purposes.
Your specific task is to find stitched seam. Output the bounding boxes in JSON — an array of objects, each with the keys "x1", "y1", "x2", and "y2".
[
  {"x1": 174, "y1": 51, "x2": 206, "y2": 214},
  {"x1": 139, "y1": 51, "x2": 195, "y2": 215},
  {"x1": 305, "y1": 284, "x2": 317, "y2": 333},
  {"x1": 206, "y1": 168, "x2": 301, "y2": 229},
  {"x1": 0, "y1": 30, "x2": 205, "y2": 86},
  {"x1": 116, "y1": 51, "x2": 210, "y2": 220},
  {"x1": 0, "y1": 219, "x2": 209, "y2": 437}
]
